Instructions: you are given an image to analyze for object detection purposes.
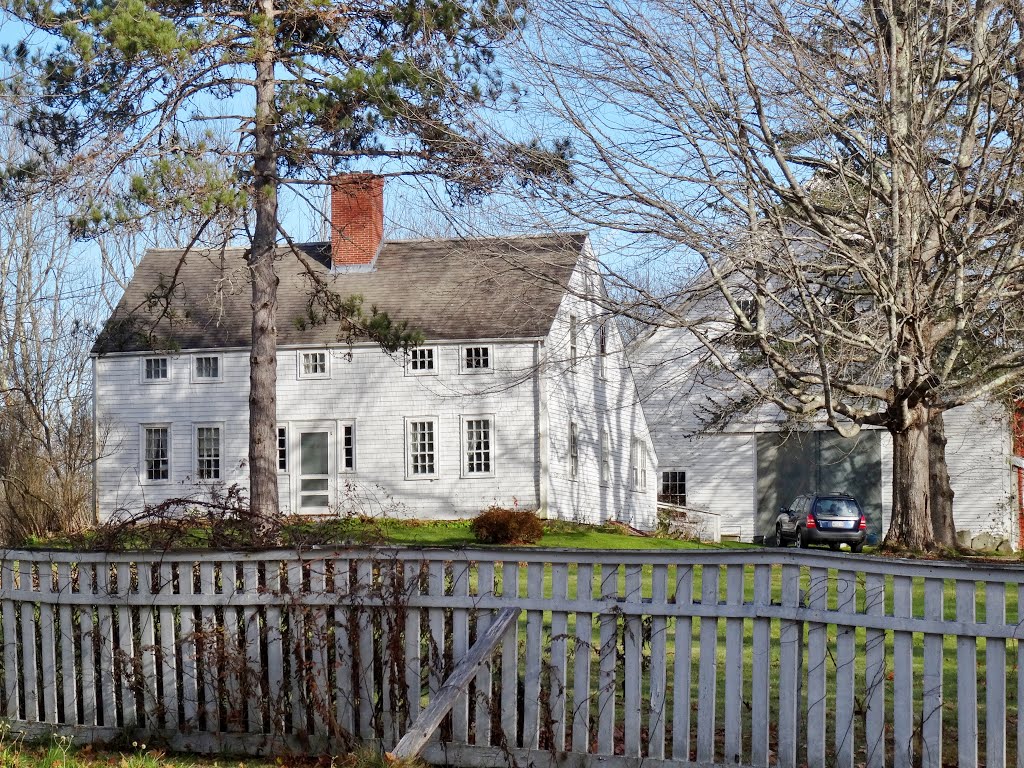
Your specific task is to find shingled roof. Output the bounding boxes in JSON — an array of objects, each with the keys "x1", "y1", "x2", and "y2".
[{"x1": 92, "y1": 233, "x2": 586, "y2": 354}]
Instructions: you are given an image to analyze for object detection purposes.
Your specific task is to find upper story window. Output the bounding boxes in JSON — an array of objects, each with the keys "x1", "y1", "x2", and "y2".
[
  {"x1": 299, "y1": 350, "x2": 329, "y2": 379},
  {"x1": 569, "y1": 315, "x2": 578, "y2": 370},
  {"x1": 631, "y1": 438, "x2": 648, "y2": 492},
  {"x1": 598, "y1": 325, "x2": 608, "y2": 379},
  {"x1": 193, "y1": 355, "x2": 221, "y2": 382},
  {"x1": 569, "y1": 421, "x2": 579, "y2": 480},
  {"x1": 143, "y1": 426, "x2": 170, "y2": 482},
  {"x1": 407, "y1": 347, "x2": 437, "y2": 375},
  {"x1": 143, "y1": 357, "x2": 169, "y2": 383},
  {"x1": 659, "y1": 471, "x2": 686, "y2": 506},
  {"x1": 406, "y1": 418, "x2": 438, "y2": 479},
  {"x1": 462, "y1": 346, "x2": 492, "y2": 373}
]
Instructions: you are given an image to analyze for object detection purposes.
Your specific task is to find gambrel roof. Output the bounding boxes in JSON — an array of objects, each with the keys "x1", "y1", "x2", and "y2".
[{"x1": 92, "y1": 233, "x2": 585, "y2": 354}]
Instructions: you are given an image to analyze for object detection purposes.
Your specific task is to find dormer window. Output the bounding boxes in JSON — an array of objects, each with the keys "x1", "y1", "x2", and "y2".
[{"x1": 143, "y1": 357, "x2": 169, "y2": 383}]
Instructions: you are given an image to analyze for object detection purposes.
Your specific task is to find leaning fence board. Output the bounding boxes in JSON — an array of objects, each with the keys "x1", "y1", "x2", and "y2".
[{"x1": 389, "y1": 607, "x2": 520, "y2": 761}]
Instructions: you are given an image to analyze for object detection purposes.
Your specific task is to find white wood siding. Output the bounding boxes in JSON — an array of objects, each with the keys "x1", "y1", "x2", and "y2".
[
  {"x1": 542, "y1": 257, "x2": 657, "y2": 528},
  {"x1": 95, "y1": 341, "x2": 542, "y2": 519}
]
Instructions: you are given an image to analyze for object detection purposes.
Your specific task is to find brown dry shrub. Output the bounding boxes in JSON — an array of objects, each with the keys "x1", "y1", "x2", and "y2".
[{"x1": 470, "y1": 506, "x2": 544, "y2": 545}]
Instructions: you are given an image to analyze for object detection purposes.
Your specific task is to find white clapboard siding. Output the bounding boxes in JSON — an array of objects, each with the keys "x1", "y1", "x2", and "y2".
[{"x1": 0, "y1": 548, "x2": 1020, "y2": 767}]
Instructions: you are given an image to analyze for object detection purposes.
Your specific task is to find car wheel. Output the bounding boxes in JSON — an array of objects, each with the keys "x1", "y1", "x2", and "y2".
[
  {"x1": 775, "y1": 522, "x2": 786, "y2": 546},
  {"x1": 799, "y1": 530, "x2": 810, "y2": 549},
  {"x1": 851, "y1": 543, "x2": 864, "y2": 553}
]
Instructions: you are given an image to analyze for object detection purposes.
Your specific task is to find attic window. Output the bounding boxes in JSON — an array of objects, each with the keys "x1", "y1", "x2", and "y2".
[
  {"x1": 143, "y1": 357, "x2": 169, "y2": 383},
  {"x1": 407, "y1": 347, "x2": 436, "y2": 375},
  {"x1": 462, "y1": 345, "x2": 492, "y2": 373},
  {"x1": 298, "y1": 351, "x2": 329, "y2": 379}
]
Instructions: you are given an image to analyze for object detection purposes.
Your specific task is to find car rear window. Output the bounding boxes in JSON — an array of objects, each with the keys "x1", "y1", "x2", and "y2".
[{"x1": 813, "y1": 498, "x2": 860, "y2": 517}]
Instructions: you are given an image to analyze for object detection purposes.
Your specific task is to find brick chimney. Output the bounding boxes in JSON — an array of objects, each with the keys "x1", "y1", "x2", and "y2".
[{"x1": 330, "y1": 173, "x2": 384, "y2": 269}]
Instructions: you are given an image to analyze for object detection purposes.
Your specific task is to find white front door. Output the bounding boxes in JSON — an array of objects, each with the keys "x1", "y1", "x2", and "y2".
[{"x1": 295, "y1": 424, "x2": 333, "y2": 513}]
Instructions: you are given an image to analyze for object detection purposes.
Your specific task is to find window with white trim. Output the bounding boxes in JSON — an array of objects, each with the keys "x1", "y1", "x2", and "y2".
[
  {"x1": 341, "y1": 422, "x2": 355, "y2": 472},
  {"x1": 407, "y1": 347, "x2": 436, "y2": 374},
  {"x1": 660, "y1": 471, "x2": 686, "y2": 506},
  {"x1": 143, "y1": 357, "x2": 169, "y2": 382},
  {"x1": 143, "y1": 426, "x2": 170, "y2": 482},
  {"x1": 299, "y1": 351, "x2": 329, "y2": 378},
  {"x1": 569, "y1": 421, "x2": 579, "y2": 480},
  {"x1": 193, "y1": 355, "x2": 221, "y2": 382},
  {"x1": 463, "y1": 417, "x2": 493, "y2": 476},
  {"x1": 195, "y1": 425, "x2": 221, "y2": 480},
  {"x1": 406, "y1": 418, "x2": 438, "y2": 478},
  {"x1": 277, "y1": 426, "x2": 288, "y2": 472},
  {"x1": 462, "y1": 346, "x2": 492, "y2": 372},
  {"x1": 631, "y1": 438, "x2": 648, "y2": 491},
  {"x1": 600, "y1": 427, "x2": 611, "y2": 485},
  {"x1": 569, "y1": 315, "x2": 578, "y2": 370},
  {"x1": 598, "y1": 325, "x2": 608, "y2": 379}
]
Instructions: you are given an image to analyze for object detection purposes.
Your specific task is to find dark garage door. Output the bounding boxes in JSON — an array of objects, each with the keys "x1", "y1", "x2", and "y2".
[{"x1": 756, "y1": 430, "x2": 883, "y2": 543}]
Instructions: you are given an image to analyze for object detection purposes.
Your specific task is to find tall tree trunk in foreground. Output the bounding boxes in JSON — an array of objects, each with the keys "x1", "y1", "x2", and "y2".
[
  {"x1": 884, "y1": 404, "x2": 935, "y2": 550},
  {"x1": 929, "y1": 411, "x2": 957, "y2": 549},
  {"x1": 248, "y1": 0, "x2": 280, "y2": 520}
]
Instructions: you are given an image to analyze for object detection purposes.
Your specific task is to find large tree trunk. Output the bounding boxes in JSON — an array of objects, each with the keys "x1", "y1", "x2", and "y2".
[
  {"x1": 247, "y1": 0, "x2": 280, "y2": 521},
  {"x1": 883, "y1": 404, "x2": 935, "y2": 550},
  {"x1": 928, "y1": 410, "x2": 957, "y2": 548}
]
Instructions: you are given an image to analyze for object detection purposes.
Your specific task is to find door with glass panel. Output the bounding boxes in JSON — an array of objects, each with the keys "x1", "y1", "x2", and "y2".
[{"x1": 295, "y1": 424, "x2": 333, "y2": 512}]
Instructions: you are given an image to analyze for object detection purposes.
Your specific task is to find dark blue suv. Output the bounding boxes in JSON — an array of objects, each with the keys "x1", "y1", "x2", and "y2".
[{"x1": 774, "y1": 493, "x2": 867, "y2": 552}]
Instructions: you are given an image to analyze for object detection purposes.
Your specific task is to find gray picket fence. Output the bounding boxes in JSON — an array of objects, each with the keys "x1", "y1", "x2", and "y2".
[{"x1": 0, "y1": 546, "x2": 1020, "y2": 767}]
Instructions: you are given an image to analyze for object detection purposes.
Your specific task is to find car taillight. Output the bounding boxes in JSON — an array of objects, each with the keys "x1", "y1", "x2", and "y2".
[
  {"x1": 858, "y1": 515, "x2": 867, "y2": 530},
  {"x1": 806, "y1": 515, "x2": 816, "y2": 529}
]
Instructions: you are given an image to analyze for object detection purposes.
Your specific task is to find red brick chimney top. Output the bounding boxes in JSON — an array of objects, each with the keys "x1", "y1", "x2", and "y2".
[{"x1": 330, "y1": 173, "x2": 384, "y2": 269}]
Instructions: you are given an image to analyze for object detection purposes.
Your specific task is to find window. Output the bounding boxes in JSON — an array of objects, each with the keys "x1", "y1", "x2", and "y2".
[
  {"x1": 406, "y1": 418, "x2": 438, "y2": 478},
  {"x1": 569, "y1": 421, "x2": 579, "y2": 480},
  {"x1": 569, "y1": 315, "x2": 578, "y2": 370},
  {"x1": 600, "y1": 428, "x2": 611, "y2": 485},
  {"x1": 195, "y1": 426, "x2": 221, "y2": 481},
  {"x1": 598, "y1": 325, "x2": 608, "y2": 379},
  {"x1": 631, "y1": 438, "x2": 647, "y2": 491},
  {"x1": 277, "y1": 426, "x2": 288, "y2": 472},
  {"x1": 341, "y1": 422, "x2": 355, "y2": 472},
  {"x1": 143, "y1": 357, "x2": 169, "y2": 382},
  {"x1": 463, "y1": 417, "x2": 493, "y2": 476},
  {"x1": 299, "y1": 351, "x2": 329, "y2": 378},
  {"x1": 462, "y1": 346, "x2": 492, "y2": 373},
  {"x1": 660, "y1": 471, "x2": 686, "y2": 506},
  {"x1": 407, "y1": 347, "x2": 436, "y2": 375},
  {"x1": 143, "y1": 426, "x2": 170, "y2": 482},
  {"x1": 193, "y1": 355, "x2": 221, "y2": 382}
]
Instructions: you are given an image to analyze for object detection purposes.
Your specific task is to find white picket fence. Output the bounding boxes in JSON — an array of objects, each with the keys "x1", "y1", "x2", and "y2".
[{"x1": 0, "y1": 546, "x2": 1020, "y2": 767}]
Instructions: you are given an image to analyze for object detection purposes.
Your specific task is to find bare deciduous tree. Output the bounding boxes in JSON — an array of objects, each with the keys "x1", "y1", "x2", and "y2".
[{"x1": 516, "y1": 0, "x2": 1024, "y2": 550}]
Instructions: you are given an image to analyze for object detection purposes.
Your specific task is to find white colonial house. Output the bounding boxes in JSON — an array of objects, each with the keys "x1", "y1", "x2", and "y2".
[
  {"x1": 632, "y1": 322, "x2": 1021, "y2": 548},
  {"x1": 91, "y1": 176, "x2": 657, "y2": 527}
]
